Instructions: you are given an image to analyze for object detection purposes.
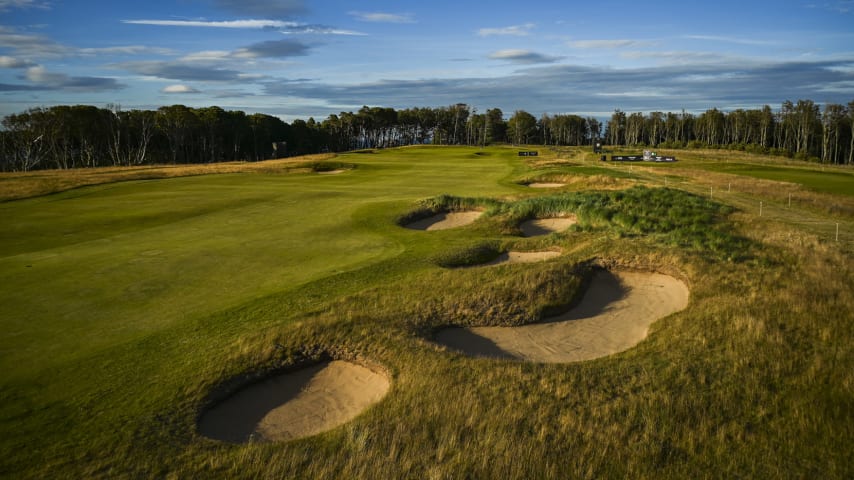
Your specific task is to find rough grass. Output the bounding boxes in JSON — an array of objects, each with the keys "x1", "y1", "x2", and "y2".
[
  {"x1": 0, "y1": 153, "x2": 340, "y2": 201},
  {"x1": 0, "y1": 145, "x2": 851, "y2": 479}
]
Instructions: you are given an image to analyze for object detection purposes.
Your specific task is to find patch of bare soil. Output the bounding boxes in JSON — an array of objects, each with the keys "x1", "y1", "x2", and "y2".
[
  {"x1": 198, "y1": 360, "x2": 389, "y2": 443},
  {"x1": 434, "y1": 270, "x2": 689, "y2": 363}
]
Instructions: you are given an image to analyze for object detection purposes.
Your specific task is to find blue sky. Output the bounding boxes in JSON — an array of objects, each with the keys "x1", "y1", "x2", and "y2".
[{"x1": 1, "y1": 0, "x2": 853, "y2": 121}]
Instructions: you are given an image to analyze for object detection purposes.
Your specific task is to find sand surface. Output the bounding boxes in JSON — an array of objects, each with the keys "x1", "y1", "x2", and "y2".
[
  {"x1": 528, "y1": 182, "x2": 566, "y2": 188},
  {"x1": 434, "y1": 270, "x2": 689, "y2": 363},
  {"x1": 317, "y1": 169, "x2": 347, "y2": 175},
  {"x1": 484, "y1": 251, "x2": 562, "y2": 265},
  {"x1": 198, "y1": 360, "x2": 389, "y2": 443},
  {"x1": 519, "y1": 216, "x2": 577, "y2": 236},
  {"x1": 406, "y1": 211, "x2": 483, "y2": 231}
]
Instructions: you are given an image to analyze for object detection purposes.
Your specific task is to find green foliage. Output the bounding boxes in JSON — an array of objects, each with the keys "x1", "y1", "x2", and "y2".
[{"x1": 497, "y1": 187, "x2": 747, "y2": 260}]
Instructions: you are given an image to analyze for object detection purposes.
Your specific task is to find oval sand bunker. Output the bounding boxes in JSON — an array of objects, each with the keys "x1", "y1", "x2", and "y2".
[
  {"x1": 198, "y1": 360, "x2": 389, "y2": 443},
  {"x1": 528, "y1": 182, "x2": 566, "y2": 188},
  {"x1": 406, "y1": 211, "x2": 483, "y2": 231},
  {"x1": 519, "y1": 216, "x2": 577, "y2": 237},
  {"x1": 434, "y1": 270, "x2": 689, "y2": 363}
]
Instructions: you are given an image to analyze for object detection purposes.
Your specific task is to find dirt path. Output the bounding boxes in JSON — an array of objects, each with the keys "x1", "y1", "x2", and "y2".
[
  {"x1": 434, "y1": 270, "x2": 689, "y2": 363},
  {"x1": 198, "y1": 360, "x2": 389, "y2": 443}
]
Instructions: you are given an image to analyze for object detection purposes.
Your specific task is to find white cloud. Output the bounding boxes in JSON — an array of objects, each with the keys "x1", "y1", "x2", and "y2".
[
  {"x1": 161, "y1": 84, "x2": 200, "y2": 94},
  {"x1": 0, "y1": 0, "x2": 50, "y2": 11},
  {"x1": 569, "y1": 39, "x2": 643, "y2": 49},
  {"x1": 682, "y1": 35, "x2": 778, "y2": 47},
  {"x1": 123, "y1": 19, "x2": 293, "y2": 29},
  {"x1": 0, "y1": 55, "x2": 36, "y2": 68},
  {"x1": 488, "y1": 49, "x2": 561, "y2": 64},
  {"x1": 349, "y1": 11, "x2": 415, "y2": 23},
  {"x1": 478, "y1": 23, "x2": 535, "y2": 37},
  {"x1": 78, "y1": 46, "x2": 175, "y2": 56},
  {"x1": 25, "y1": 65, "x2": 64, "y2": 83},
  {"x1": 122, "y1": 19, "x2": 364, "y2": 35}
]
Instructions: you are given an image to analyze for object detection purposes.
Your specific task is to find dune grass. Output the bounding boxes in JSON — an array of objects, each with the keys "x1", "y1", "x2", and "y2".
[{"x1": 0, "y1": 145, "x2": 851, "y2": 479}]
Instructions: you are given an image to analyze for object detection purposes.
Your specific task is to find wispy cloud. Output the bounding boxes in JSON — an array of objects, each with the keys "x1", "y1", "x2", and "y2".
[
  {"x1": 0, "y1": 26, "x2": 69, "y2": 57},
  {"x1": 488, "y1": 49, "x2": 562, "y2": 64},
  {"x1": 161, "y1": 84, "x2": 200, "y2": 94},
  {"x1": 0, "y1": 55, "x2": 37, "y2": 68},
  {"x1": 78, "y1": 46, "x2": 175, "y2": 56},
  {"x1": 262, "y1": 57, "x2": 854, "y2": 117},
  {"x1": 682, "y1": 35, "x2": 778, "y2": 47},
  {"x1": 349, "y1": 11, "x2": 415, "y2": 23},
  {"x1": 233, "y1": 39, "x2": 310, "y2": 58},
  {"x1": 122, "y1": 19, "x2": 363, "y2": 35},
  {"x1": 24, "y1": 65, "x2": 124, "y2": 91},
  {"x1": 115, "y1": 61, "x2": 244, "y2": 82},
  {"x1": 569, "y1": 39, "x2": 644, "y2": 49},
  {"x1": 213, "y1": 0, "x2": 306, "y2": 18},
  {"x1": 478, "y1": 23, "x2": 534, "y2": 37},
  {"x1": 0, "y1": 0, "x2": 50, "y2": 11}
]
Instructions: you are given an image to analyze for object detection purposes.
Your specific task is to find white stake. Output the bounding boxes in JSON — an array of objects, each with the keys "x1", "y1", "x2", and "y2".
[
  {"x1": 760, "y1": 201, "x2": 763, "y2": 217},
  {"x1": 710, "y1": 186, "x2": 713, "y2": 199},
  {"x1": 728, "y1": 183, "x2": 731, "y2": 193},
  {"x1": 788, "y1": 194, "x2": 791, "y2": 207}
]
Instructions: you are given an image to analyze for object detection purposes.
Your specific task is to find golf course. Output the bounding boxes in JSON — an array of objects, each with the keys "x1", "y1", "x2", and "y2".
[{"x1": 1, "y1": 145, "x2": 851, "y2": 478}]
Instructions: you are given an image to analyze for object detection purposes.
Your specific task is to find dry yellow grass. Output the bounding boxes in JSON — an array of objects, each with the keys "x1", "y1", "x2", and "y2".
[{"x1": 0, "y1": 153, "x2": 337, "y2": 201}]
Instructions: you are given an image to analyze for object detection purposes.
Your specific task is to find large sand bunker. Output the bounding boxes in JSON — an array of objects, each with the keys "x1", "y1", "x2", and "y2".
[
  {"x1": 434, "y1": 270, "x2": 689, "y2": 363},
  {"x1": 527, "y1": 182, "x2": 566, "y2": 188},
  {"x1": 406, "y1": 211, "x2": 483, "y2": 231},
  {"x1": 198, "y1": 360, "x2": 389, "y2": 443},
  {"x1": 519, "y1": 216, "x2": 577, "y2": 236}
]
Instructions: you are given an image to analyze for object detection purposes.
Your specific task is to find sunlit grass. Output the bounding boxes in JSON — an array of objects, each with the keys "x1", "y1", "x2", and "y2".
[{"x1": 0, "y1": 146, "x2": 851, "y2": 479}]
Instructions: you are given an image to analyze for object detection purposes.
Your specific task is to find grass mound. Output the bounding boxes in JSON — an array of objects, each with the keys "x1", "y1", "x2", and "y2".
[{"x1": 499, "y1": 186, "x2": 749, "y2": 261}]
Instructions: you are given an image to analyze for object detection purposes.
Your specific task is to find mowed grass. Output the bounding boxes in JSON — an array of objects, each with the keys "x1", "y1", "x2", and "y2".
[{"x1": 0, "y1": 146, "x2": 852, "y2": 479}]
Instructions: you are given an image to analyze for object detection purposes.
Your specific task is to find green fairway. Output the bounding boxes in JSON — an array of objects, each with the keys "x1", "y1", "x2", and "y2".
[
  {"x1": 693, "y1": 162, "x2": 854, "y2": 196},
  {"x1": 1, "y1": 146, "x2": 851, "y2": 479}
]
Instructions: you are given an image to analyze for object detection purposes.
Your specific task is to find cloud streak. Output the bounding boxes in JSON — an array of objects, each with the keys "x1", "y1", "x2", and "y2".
[
  {"x1": 349, "y1": 11, "x2": 415, "y2": 23},
  {"x1": 122, "y1": 19, "x2": 363, "y2": 35},
  {"x1": 488, "y1": 49, "x2": 562, "y2": 64},
  {"x1": 262, "y1": 57, "x2": 854, "y2": 117},
  {"x1": 569, "y1": 39, "x2": 645, "y2": 49},
  {"x1": 478, "y1": 23, "x2": 535, "y2": 36},
  {"x1": 213, "y1": 0, "x2": 306, "y2": 18}
]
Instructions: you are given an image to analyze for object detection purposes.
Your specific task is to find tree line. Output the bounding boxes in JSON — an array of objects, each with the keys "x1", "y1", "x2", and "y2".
[{"x1": 1, "y1": 99, "x2": 852, "y2": 172}]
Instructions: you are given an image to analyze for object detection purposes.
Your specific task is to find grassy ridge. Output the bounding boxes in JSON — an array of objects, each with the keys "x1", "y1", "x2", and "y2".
[{"x1": 0, "y1": 146, "x2": 851, "y2": 478}]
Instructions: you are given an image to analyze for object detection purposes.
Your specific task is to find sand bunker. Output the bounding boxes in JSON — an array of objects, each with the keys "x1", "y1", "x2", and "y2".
[
  {"x1": 406, "y1": 211, "x2": 483, "y2": 231},
  {"x1": 528, "y1": 182, "x2": 566, "y2": 188},
  {"x1": 198, "y1": 360, "x2": 389, "y2": 443},
  {"x1": 317, "y1": 169, "x2": 347, "y2": 175},
  {"x1": 519, "y1": 216, "x2": 577, "y2": 236},
  {"x1": 484, "y1": 250, "x2": 562, "y2": 266},
  {"x1": 434, "y1": 270, "x2": 689, "y2": 363}
]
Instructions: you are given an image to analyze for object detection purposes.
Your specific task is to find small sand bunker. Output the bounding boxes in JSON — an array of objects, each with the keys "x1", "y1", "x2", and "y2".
[
  {"x1": 519, "y1": 216, "x2": 577, "y2": 237},
  {"x1": 317, "y1": 169, "x2": 347, "y2": 175},
  {"x1": 406, "y1": 211, "x2": 483, "y2": 231},
  {"x1": 198, "y1": 360, "x2": 389, "y2": 443},
  {"x1": 484, "y1": 250, "x2": 562, "y2": 266},
  {"x1": 528, "y1": 182, "x2": 566, "y2": 188},
  {"x1": 434, "y1": 270, "x2": 689, "y2": 363}
]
